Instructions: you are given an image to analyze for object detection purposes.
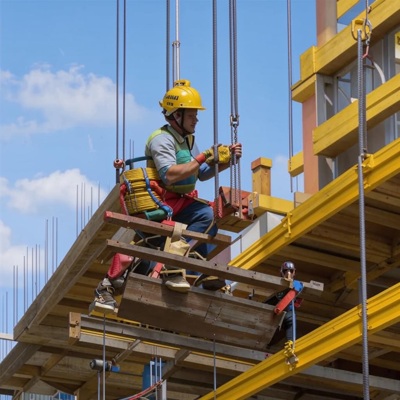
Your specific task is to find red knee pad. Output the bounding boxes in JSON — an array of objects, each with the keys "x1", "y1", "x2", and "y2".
[{"x1": 107, "y1": 253, "x2": 134, "y2": 279}]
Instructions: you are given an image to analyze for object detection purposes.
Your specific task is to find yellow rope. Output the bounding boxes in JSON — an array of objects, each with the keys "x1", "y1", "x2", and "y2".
[
  {"x1": 122, "y1": 168, "x2": 163, "y2": 215},
  {"x1": 123, "y1": 168, "x2": 160, "y2": 181}
]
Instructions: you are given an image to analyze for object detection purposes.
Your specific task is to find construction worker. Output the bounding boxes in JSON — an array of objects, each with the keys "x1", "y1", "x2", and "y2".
[
  {"x1": 93, "y1": 79, "x2": 242, "y2": 311},
  {"x1": 264, "y1": 261, "x2": 302, "y2": 345}
]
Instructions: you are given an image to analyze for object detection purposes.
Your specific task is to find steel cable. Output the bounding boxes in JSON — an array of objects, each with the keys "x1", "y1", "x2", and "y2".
[
  {"x1": 287, "y1": 0, "x2": 294, "y2": 193},
  {"x1": 228, "y1": 0, "x2": 241, "y2": 212},
  {"x1": 212, "y1": 0, "x2": 220, "y2": 209},
  {"x1": 357, "y1": 25, "x2": 370, "y2": 400}
]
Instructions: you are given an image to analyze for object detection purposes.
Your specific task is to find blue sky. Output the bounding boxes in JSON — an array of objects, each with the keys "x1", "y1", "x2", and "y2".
[{"x1": 0, "y1": 0, "x2": 316, "y2": 323}]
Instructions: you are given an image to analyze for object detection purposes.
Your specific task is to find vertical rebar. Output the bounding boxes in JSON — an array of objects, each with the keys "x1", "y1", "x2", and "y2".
[{"x1": 357, "y1": 28, "x2": 370, "y2": 400}]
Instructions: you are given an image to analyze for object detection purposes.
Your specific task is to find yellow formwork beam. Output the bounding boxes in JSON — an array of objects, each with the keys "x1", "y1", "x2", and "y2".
[
  {"x1": 230, "y1": 138, "x2": 400, "y2": 270},
  {"x1": 337, "y1": 0, "x2": 360, "y2": 19},
  {"x1": 316, "y1": 0, "x2": 399, "y2": 76},
  {"x1": 199, "y1": 282, "x2": 400, "y2": 400},
  {"x1": 293, "y1": 0, "x2": 400, "y2": 102},
  {"x1": 248, "y1": 193, "x2": 294, "y2": 217},
  {"x1": 288, "y1": 150, "x2": 304, "y2": 177},
  {"x1": 314, "y1": 73, "x2": 400, "y2": 157},
  {"x1": 291, "y1": 73, "x2": 316, "y2": 103}
]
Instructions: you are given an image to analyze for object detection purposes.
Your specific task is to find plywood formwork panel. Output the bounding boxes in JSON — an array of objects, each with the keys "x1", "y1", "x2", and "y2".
[{"x1": 118, "y1": 273, "x2": 282, "y2": 350}]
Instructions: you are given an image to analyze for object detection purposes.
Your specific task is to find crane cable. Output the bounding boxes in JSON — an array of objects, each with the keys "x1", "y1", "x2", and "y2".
[
  {"x1": 351, "y1": 1, "x2": 372, "y2": 399},
  {"x1": 166, "y1": 0, "x2": 180, "y2": 86},
  {"x1": 228, "y1": 0, "x2": 242, "y2": 214},
  {"x1": 115, "y1": 0, "x2": 127, "y2": 184},
  {"x1": 212, "y1": 0, "x2": 221, "y2": 216},
  {"x1": 172, "y1": 0, "x2": 181, "y2": 82},
  {"x1": 104, "y1": 1, "x2": 127, "y2": 398},
  {"x1": 166, "y1": 0, "x2": 171, "y2": 90},
  {"x1": 287, "y1": 0, "x2": 295, "y2": 193}
]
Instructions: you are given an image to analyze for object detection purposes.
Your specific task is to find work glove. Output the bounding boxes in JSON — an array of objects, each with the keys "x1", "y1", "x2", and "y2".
[{"x1": 203, "y1": 144, "x2": 231, "y2": 165}]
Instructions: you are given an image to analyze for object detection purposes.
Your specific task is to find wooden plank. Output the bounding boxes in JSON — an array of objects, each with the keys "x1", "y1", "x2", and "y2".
[
  {"x1": 78, "y1": 314, "x2": 268, "y2": 363},
  {"x1": 102, "y1": 240, "x2": 324, "y2": 296},
  {"x1": 0, "y1": 342, "x2": 41, "y2": 387},
  {"x1": 13, "y1": 185, "x2": 122, "y2": 339},
  {"x1": 217, "y1": 215, "x2": 254, "y2": 233},
  {"x1": 118, "y1": 273, "x2": 283, "y2": 350},
  {"x1": 103, "y1": 211, "x2": 232, "y2": 260}
]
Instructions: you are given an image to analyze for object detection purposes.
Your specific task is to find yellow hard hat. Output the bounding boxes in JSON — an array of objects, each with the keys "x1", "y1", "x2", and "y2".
[{"x1": 160, "y1": 79, "x2": 206, "y2": 116}]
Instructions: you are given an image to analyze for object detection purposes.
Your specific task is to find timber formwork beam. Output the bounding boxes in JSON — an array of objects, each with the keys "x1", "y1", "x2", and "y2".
[
  {"x1": 74, "y1": 313, "x2": 268, "y2": 363},
  {"x1": 103, "y1": 211, "x2": 232, "y2": 260},
  {"x1": 72, "y1": 314, "x2": 400, "y2": 398},
  {"x1": 13, "y1": 185, "x2": 123, "y2": 339},
  {"x1": 199, "y1": 282, "x2": 400, "y2": 400},
  {"x1": 118, "y1": 274, "x2": 282, "y2": 350},
  {"x1": 100, "y1": 240, "x2": 323, "y2": 296}
]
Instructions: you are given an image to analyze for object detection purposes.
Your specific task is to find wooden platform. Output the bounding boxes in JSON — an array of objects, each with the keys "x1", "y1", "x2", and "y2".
[
  {"x1": 118, "y1": 273, "x2": 283, "y2": 350},
  {"x1": 102, "y1": 210, "x2": 232, "y2": 261}
]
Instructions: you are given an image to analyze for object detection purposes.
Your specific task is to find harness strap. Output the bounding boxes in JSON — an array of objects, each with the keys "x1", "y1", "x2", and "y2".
[{"x1": 141, "y1": 168, "x2": 173, "y2": 219}]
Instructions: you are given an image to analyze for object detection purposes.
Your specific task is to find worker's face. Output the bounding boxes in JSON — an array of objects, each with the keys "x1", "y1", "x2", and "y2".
[
  {"x1": 180, "y1": 109, "x2": 198, "y2": 134},
  {"x1": 282, "y1": 268, "x2": 294, "y2": 280}
]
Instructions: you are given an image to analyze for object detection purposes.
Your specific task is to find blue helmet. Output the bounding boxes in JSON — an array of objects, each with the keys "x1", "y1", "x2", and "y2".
[{"x1": 281, "y1": 261, "x2": 296, "y2": 278}]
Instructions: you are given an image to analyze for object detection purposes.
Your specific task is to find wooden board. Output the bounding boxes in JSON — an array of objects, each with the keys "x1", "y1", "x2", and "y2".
[
  {"x1": 118, "y1": 273, "x2": 284, "y2": 350},
  {"x1": 103, "y1": 210, "x2": 232, "y2": 260}
]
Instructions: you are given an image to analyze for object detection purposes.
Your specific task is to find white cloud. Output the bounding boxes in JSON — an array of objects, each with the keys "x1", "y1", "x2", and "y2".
[
  {"x1": 0, "y1": 69, "x2": 15, "y2": 84},
  {"x1": 0, "y1": 219, "x2": 52, "y2": 293},
  {"x1": 0, "y1": 220, "x2": 28, "y2": 288},
  {"x1": 2, "y1": 169, "x2": 107, "y2": 213},
  {"x1": 0, "y1": 220, "x2": 12, "y2": 253},
  {"x1": 0, "y1": 65, "x2": 150, "y2": 139}
]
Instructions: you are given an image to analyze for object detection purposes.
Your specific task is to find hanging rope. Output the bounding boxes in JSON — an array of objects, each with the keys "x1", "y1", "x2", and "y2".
[
  {"x1": 121, "y1": 380, "x2": 164, "y2": 400},
  {"x1": 228, "y1": 0, "x2": 241, "y2": 214}
]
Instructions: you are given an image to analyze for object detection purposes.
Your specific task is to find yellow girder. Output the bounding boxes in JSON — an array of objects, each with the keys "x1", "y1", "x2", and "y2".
[
  {"x1": 199, "y1": 282, "x2": 400, "y2": 400},
  {"x1": 293, "y1": 0, "x2": 400, "y2": 101},
  {"x1": 248, "y1": 193, "x2": 294, "y2": 217},
  {"x1": 314, "y1": 73, "x2": 400, "y2": 157},
  {"x1": 230, "y1": 138, "x2": 400, "y2": 270},
  {"x1": 317, "y1": 0, "x2": 399, "y2": 76},
  {"x1": 288, "y1": 150, "x2": 304, "y2": 177},
  {"x1": 337, "y1": 0, "x2": 360, "y2": 19}
]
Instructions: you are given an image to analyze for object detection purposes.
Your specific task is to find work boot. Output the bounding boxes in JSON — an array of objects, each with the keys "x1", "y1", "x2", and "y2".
[
  {"x1": 164, "y1": 273, "x2": 191, "y2": 293},
  {"x1": 194, "y1": 274, "x2": 226, "y2": 291},
  {"x1": 92, "y1": 279, "x2": 118, "y2": 313}
]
